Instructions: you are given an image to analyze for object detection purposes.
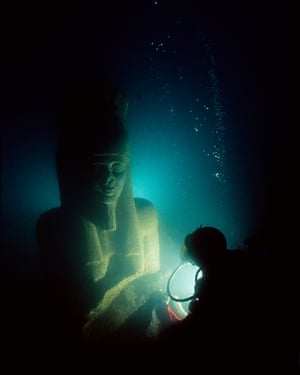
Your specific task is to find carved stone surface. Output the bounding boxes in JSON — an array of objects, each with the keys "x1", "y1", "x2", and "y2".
[{"x1": 36, "y1": 82, "x2": 166, "y2": 345}]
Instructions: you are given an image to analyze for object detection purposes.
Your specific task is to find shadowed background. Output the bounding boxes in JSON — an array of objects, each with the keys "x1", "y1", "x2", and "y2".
[{"x1": 2, "y1": 1, "x2": 290, "y2": 353}]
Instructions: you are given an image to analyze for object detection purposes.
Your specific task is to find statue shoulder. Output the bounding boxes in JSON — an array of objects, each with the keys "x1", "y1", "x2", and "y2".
[
  {"x1": 37, "y1": 207, "x2": 64, "y2": 231},
  {"x1": 134, "y1": 197, "x2": 158, "y2": 224}
]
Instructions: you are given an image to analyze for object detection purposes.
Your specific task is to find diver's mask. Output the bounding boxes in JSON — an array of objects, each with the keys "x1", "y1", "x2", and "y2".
[{"x1": 166, "y1": 244, "x2": 204, "y2": 313}]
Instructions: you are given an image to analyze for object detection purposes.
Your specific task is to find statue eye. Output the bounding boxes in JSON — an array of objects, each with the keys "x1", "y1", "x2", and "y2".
[
  {"x1": 92, "y1": 164, "x2": 108, "y2": 178},
  {"x1": 111, "y1": 162, "x2": 126, "y2": 175}
]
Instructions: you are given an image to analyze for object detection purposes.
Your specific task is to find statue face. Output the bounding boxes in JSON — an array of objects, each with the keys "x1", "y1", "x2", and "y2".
[{"x1": 90, "y1": 153, "x2": 127, "y2": 204}]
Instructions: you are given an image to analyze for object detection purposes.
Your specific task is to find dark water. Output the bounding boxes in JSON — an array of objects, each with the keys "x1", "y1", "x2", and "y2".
[{"x1": 2, "y1": 2, "x2": 295, "y2": 369}]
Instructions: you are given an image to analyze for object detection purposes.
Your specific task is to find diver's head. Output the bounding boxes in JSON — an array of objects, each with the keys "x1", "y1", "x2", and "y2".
[{"x1": 181, "y1": 226, "x2": 227, "y2": 270}]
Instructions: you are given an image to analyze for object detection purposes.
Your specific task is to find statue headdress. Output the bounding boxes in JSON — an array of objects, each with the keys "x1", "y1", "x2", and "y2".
[{"x1": 55, "y1": 81, "x2": 143, "y2": 266}]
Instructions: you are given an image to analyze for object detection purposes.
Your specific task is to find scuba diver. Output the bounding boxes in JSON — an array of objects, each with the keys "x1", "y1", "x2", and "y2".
[{"x1": 156, "y1": 226, "x2": 281, "y2": 372}]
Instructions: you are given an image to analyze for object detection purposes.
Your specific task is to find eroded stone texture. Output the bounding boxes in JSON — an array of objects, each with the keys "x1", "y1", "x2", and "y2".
[{"x1": 36, "y1": 82, "x2": 166, "y2": 345}]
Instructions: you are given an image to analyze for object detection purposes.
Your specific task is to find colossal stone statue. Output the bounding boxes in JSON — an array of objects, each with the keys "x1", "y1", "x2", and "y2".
[{"x1": 36, "y1": 82, "x2": 165, "y2": 347}]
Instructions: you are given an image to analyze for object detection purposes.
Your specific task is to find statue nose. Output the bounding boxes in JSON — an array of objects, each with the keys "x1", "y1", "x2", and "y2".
[{"x1": 105, "y1": 172, "x2": 115, "y2": 186}]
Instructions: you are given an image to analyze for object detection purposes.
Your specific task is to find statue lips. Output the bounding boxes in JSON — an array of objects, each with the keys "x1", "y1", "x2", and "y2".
[
  {"x1": 94, "y1": 185, "x2": 116, "y2": 195},
  {"x1": 102, "y1": 189, "x2": 115, "y2": 197}
]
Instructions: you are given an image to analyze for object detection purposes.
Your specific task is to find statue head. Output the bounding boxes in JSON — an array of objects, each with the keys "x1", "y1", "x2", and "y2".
[
  {"x1": 91, "y1": 153, "x2": 128, "y2": 205},
  {"x1": 55, "y1": 81, "x2": 131, "y2": 225}
]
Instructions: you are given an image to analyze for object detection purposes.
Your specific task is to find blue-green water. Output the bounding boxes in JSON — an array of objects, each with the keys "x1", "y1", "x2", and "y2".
[
  {"x1": 3, "y1": 4, "x2": 297, "y2": 372},
  {"x1": 3, "y1": 0, "x2": 277, "y2": 305}
]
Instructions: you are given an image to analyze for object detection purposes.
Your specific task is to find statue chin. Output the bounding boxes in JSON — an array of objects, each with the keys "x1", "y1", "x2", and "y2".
[
  {"x1": 94, "y1": 187, "x2": 123, "y2": 205},
  {"x1": 98, "y1": 195, "x2": 119, "y2": 205}
]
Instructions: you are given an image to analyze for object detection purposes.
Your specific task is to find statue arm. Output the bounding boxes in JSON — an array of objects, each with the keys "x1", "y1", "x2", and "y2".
[{"x1": 135, "y1": 198, "x2": 160, "y2": 274}]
